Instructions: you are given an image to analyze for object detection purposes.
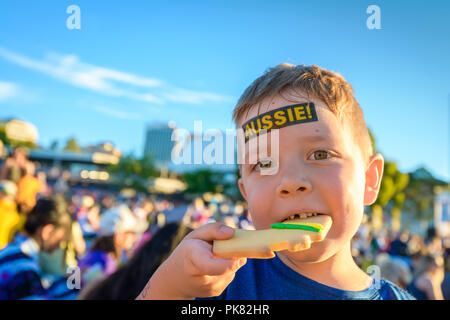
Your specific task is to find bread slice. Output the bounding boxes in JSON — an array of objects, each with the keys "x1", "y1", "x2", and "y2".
[{"x1": 213, "y1": 215, "x2": 332, "y2": 259}]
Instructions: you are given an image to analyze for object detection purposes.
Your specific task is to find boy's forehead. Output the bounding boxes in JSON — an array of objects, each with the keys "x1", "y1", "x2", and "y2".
[
  {"x1": 239, "y1": 92, "x2": 327, "y2": 125},
  {"x1": 237, "y1": 93, "x2": 354, "y2": 164},
  {"x1": 239, "y1": 94, "x2": 343, "y2": 140}
]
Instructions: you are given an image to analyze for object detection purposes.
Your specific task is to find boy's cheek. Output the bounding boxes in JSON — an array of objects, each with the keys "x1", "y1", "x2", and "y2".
[{"x1": 245, "y1": 184, "x2": 276, "y2": 228}]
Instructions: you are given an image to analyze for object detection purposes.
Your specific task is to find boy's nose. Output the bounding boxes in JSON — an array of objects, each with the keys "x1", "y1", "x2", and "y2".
[{"x1": 276, "y1": 177, "x2": 312, "y2": 198}]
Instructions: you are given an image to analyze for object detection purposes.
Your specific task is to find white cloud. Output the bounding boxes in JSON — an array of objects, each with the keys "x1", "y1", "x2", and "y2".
[
  {"x1": 94, "y1": 105, "x2": 141, "y2": 120},
  {"x1": 162, "y1": 88, "x2": 232, "y2": 104},
  {"x1": 0, "y1": 47, "x2": 233, "y2": 105},
  {"x1": 0, "y1": 81, "x2": 18, "y2": 101}
]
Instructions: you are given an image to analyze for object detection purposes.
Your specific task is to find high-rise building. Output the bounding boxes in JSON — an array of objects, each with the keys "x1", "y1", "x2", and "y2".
[
  {"x1": 169, "y1": 130, "x2": 237, "y2": 174},
  {"x1": 143, "y1": 121, "x2": 237, "y2": 174},
  {"x1": 143, "y1": 122, "x2": 177, "y2": 170}
]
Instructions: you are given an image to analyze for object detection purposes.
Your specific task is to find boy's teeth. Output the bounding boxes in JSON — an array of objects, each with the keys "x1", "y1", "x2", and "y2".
[{"x1": 285, "y1": 213, "x2": 319, "y2": 221}]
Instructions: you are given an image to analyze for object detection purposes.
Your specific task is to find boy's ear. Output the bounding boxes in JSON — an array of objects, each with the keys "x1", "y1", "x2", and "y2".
[
  {"x1": 364, "y1": 153, "x2": 384, "y2": 206},
  {"x1": 238, "y1": 178, "x2": 248, "y2": 201}
]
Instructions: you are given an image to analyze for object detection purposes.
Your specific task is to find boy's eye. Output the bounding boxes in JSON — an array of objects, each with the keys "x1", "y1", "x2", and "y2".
[
  {"x1": 309, "y1": 150, "x2": 333, "y2": 160},
  {"x1": 254, "y1": 159, "x2": 273, "y2": 170}
]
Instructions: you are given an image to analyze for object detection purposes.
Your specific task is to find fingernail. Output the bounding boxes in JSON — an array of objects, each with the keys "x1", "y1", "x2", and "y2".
[{"x1": 220, "y1": 225, "x2": 233, "y2": 233}]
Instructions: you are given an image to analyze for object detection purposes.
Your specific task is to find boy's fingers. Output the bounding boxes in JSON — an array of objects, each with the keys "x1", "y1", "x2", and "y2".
[
  {"x1": 194, "y1": 257, "x2": 245, "y2": 276},
  {"x1": 185, "y1": 222, "x2": 234, "y2": 242},
  {"x1": 187, "y1": 242, "x2": 245, "y2": 276}
]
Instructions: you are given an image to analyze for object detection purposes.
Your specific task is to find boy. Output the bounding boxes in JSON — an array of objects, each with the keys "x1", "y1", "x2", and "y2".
[{"x1": 137, "y1": 64, "x2": 414, "y2": 300}]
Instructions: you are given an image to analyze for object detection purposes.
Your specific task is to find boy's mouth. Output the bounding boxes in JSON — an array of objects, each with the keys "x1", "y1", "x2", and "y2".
[{"x1": 280, "y1": 212, "x2": 325, "y2": 223}]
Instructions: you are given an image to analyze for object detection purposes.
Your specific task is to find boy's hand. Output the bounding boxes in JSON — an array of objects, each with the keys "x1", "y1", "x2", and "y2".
[{"x1": 137, "y1": 222, "x2": 247, "y2": 300}]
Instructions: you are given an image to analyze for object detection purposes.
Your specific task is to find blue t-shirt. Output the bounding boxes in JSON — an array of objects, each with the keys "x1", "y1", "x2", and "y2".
[{"x1": 199, "y1": 255, "x2": 415, "y2": 300}]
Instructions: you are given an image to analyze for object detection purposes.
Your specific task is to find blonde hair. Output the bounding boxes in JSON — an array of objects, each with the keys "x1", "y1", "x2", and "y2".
[{"x1": 233, "y1": 64, "x2": 373, "y2": 164}]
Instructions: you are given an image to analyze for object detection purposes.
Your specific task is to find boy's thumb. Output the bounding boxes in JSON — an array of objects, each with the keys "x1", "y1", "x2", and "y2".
[{"x1": 186, "y1": 222, "x2": 234, "y2": 242}]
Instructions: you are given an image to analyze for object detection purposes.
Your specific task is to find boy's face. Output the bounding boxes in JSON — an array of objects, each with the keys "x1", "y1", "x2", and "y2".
[{"x1": 237, "y1": 91, "x2": 381, "y2": 263}]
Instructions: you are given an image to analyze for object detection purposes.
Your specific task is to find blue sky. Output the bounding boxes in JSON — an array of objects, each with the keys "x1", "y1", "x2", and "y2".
[{"x1": 0, "y1": 0, "x2": 448, "y2": 181}]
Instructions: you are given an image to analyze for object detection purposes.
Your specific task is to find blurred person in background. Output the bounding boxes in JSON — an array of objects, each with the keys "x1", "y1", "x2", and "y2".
[
  {"x1": 39, "y1": 216, "x2": 86, "y2": 280},
  {"x1": 133, "y1": 198, "x2": 155, "y2": 225},
  {"x1": 53, "y1": 170, "x2": 71, "y2": 195},
  {"x1": 16, "y1": 162, "x2": 43, "y2": 214},
  {"x1": 388, "y1": 231, "x2": 409, "y2": 257},
  {"x1": 78, "y1": 204, "x2": 101, "y2": 250},
  {"x1": 65, "y1": 220, "x2": 86, "y2": 267},
  {"x1": 222, "y1": 214, "x2": 238, "y2": 228},
  {"x1": 407, "y1": 254, "x2": 445, "y2": 300},
  {"x1": 77, "y1": 222, "x2": 192, "y2": 300},
  {"x1": 0, "y1": 147, "x2": 30, "y2": 184},
  {"x1": 0, "y1": 180, "x2": 21, "y2": 249},
  {"x1": 78, "y1": 203, "x2": 147, "y2": 285},
  {"x1": 185, "y1": 197, "x2": 212, "y2": 228},
  {"x1": 132, "y1": 198, "x2": 156, "y2": 251},
  {"x1": 388, "y1": 231, "x2": 411, "y2": 267},
  {"x1": 0, "y1": 196, "x2": 74, "y2": 300},
  {"x1": 100, "y1": 194, "x2": 115, "y2": 212},
  {"x1": 406, "y1": 234, "x2": 425, "y2": 257},
  {"x1": 371, "y1": 229, "x2": 390, "y2": 254},
  {"x1": 237, "y1": 206, "x2": 254, "y2": 230},
  {"x1": 409, "y1": 252, "x2": 424, "y2": 275},
  {"x1": 440, "y1": 242, "x2": 450, "y2": 299},
  {"x1": 36, "y1": 170, "x2": 49, "y2": 197},
  {"x1": 0, "y1": 140, "x2": 5, "y2": 162},
  {"x1": 75, "y1": 195, "x2": 95, "y2": 220},
  {"x1": 376, "y1": 253, "x2": 412, "y2": 290},
  {"x1": 425, "y1": 236, "x2": 443, "y2": 256}
]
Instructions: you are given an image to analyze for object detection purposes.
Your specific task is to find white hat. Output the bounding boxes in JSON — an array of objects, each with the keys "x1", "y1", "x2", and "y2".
[{"x1": 99, "y1": 204, "x2": 148, "y2": 236}]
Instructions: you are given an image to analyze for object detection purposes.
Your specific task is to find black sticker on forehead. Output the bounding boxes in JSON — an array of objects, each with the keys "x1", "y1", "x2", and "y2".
[{"x1": 242, "y1": 103, "x2": 318, "y2": 143}]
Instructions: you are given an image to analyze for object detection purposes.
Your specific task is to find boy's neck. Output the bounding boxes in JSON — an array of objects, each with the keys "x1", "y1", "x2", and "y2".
[{"x1": 277, "y1": 242, "x2": 372, "y2": 292}]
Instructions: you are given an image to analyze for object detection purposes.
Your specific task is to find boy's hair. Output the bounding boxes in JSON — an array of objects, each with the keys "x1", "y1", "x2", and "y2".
[{"x1": 232, "y1": 63, "x2": 373, "y2": 165}]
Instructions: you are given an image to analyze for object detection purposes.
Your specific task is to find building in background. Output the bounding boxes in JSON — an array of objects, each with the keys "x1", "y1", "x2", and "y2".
[
  {"x1": 143, "y1": 121, "x2": 237, "y2": 180},
  {"x1": 29, "y1": 142, "x2": 122, "y2": 186},
  {"x1": 435, "y1": 187, "x2": 450, "y2": 238},
  {"x1": 0, "y1": 118, "x2": 122, "y2": 188},
  {"x1": 169, "y1": 132, "x2": 237, "y2": 175},
  {"x1": 143, "y1": 122, "x2": 177, "y2": 171}
]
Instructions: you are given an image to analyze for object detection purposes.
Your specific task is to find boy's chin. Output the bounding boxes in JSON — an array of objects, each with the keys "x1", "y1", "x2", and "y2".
[{"x1": 277, "y1": 241, "x2": 335, "y2": 263}]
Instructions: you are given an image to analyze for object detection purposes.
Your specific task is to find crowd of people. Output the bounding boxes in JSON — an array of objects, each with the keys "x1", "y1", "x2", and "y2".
[
  {"x1": 351, "y1": 215, "x2": 450, "y2": 299},
  {"x1": 0, "y1": 145, "x2": 449, "y2": 299},
  {"x1": 0, "y1": 146, "x2": 253, "y2": 300}
]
